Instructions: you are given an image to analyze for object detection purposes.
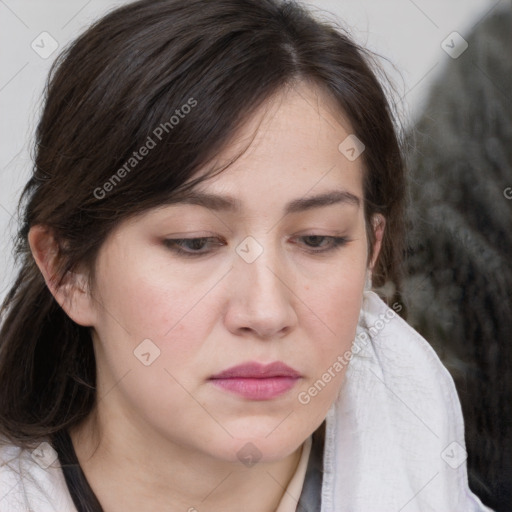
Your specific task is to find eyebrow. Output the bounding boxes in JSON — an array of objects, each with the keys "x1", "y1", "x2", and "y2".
[{"x1": 166, "y1": 189, "x2": 361, "y2": 215}]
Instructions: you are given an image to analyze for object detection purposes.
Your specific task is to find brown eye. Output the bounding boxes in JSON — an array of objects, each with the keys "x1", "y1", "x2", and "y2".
[
  {"x1": 296, "y1": 235, "x2": 349, "y2": 253},
  {"x1": 163, "y1": 237, "x2": 224, "y2": 256}
]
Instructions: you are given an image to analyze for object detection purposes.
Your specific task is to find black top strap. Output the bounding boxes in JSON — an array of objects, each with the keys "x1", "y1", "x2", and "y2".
[{"x1": 50, "y1": 429, "x2": 103, "y2": 512}]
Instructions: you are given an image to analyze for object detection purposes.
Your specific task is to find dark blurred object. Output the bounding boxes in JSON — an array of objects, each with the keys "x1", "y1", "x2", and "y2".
[{"x1": 402, "y1": 5, "x2": 512, "y2": 511}]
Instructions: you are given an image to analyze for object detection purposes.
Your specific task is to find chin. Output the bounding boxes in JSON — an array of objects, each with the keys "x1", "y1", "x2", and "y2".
[
  {"x1": 222, "y1": 425, "x2": 306, "y2": 464},
  {"x1": 219, "y1": 438, "x2": 301, "y2": 466}
]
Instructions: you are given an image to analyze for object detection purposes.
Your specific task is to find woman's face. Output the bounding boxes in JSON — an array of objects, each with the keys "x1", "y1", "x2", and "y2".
[{"x1": 83, "y1": 82, "x2": 379, "y2": 463}]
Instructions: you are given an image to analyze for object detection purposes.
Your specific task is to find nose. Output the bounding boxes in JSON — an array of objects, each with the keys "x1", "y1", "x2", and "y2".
[{"x1": 223, "y1": 237, "x2": 298, "y2": 340}]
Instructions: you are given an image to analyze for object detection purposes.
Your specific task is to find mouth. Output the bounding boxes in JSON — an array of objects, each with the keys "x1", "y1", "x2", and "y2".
[{"x1": 209, "y1": 361, "x2": 301, "y2": 400}]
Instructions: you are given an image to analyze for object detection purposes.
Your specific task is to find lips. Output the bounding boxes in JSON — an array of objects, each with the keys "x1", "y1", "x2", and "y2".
[
  {"x1": 210, "y1": 361, "x2": 301, "y2": 379},
  {"x1": 209, "y1": 361, "x2": 302, "y2": 400}
]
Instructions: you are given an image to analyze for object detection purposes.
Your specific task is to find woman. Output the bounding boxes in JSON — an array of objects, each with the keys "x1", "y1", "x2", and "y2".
[{"x1": 0, "y1": 0, "x2": 494, "y2": 510}]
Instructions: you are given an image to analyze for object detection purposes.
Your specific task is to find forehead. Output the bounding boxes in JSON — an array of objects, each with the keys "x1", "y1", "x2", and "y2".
[{"x1": 181, "y1": 81, "x2": 364, "y2": 208}]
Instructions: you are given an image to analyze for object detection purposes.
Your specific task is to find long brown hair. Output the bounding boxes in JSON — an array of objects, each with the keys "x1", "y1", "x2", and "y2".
[{"x1": 0, "y1": 0, "x2": 406, "y2": 450}]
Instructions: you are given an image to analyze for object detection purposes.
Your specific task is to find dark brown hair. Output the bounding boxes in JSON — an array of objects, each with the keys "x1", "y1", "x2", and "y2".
[{"x1": 0, "y1": 0, "x2": 405, "y2": 450}]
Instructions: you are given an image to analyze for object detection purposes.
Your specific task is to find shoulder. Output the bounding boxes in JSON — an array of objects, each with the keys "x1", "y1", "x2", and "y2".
[{"x1": 0, "y1": 436, "x2": 77, "y2": 512}]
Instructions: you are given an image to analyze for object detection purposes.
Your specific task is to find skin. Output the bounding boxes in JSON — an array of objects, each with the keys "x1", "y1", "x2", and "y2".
[{"x1": 29, "y1": 80, "x2": 384, "y2": 512}]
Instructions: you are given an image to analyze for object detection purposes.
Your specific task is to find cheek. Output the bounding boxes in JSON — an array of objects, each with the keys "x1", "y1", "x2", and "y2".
[
  {"x1": 89, "y1": 263, "x2": 193, "y2": 388},
  {"x1": 295, "y1": 259, "x2": 365, "y2": 402},
  {"x1": 89, "y1": 263, "x2": 218, "y2": 432},
  {"x1": 304, "y1": 255, "x2": 366, "y2": 339},
  {"x1": 93, "y1": 255, "x2": 205, "y2": 339}
]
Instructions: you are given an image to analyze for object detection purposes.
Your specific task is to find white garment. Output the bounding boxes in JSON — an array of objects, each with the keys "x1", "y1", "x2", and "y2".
[
  {"x1": 0, "y1": 290, "x2": 494, "y2": 511},
  {"x1": 320, "y1": 290, "x2": 493, "y2": 511},
  {"x1": 0, "y1": 439, "x2": 77, "y2": 511}
]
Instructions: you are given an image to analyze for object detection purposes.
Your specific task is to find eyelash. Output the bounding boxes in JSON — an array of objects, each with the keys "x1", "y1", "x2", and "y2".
[{"x1": 163, "y1": 235, "x2": 349, "y2": 257}]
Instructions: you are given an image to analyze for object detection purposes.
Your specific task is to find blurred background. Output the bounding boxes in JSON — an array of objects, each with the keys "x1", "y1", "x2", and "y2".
[{"x1": 1, "y1": 0, "x2": 510, "y2": 510}]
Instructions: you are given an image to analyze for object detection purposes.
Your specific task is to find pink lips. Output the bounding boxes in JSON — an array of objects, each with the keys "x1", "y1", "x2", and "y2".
[{"x1": 209, "y1": 361, "x2": 301, "y2": 400}]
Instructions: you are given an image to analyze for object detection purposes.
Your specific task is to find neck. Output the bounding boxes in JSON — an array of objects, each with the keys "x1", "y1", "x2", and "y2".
[{"x1": 69, "y1": 406, "x2": 305, "y2": 512}]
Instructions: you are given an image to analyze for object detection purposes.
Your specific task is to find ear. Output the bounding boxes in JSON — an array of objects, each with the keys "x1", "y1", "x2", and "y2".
[
  {"x1": 368, "y1": 214, "x2": 386, "y2": 271},
  {"x1": 28, "y1": 225, "x2": 96, "y2": 326}
]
